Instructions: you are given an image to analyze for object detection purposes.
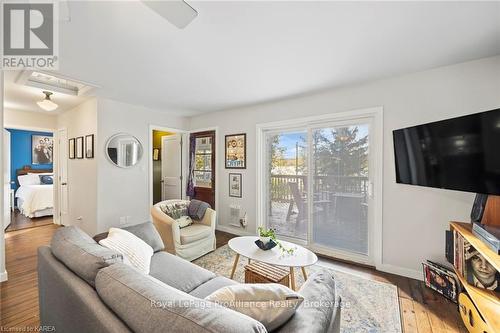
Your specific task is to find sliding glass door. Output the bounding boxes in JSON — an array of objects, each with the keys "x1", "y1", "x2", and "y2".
[
  {"x1": 310, "y1": 122, "x2": 370, "y2": 257},
  {"x1": 265, "y1": 130, "x2": 308, "y2": 241},
  {"x1": 261, "y1": 115, "x2": 377, "y2": 264}
]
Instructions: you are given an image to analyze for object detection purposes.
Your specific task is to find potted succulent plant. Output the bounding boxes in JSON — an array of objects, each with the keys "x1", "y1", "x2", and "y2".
[
  {"x1": 258, "y1": 227, "x2": 274, "y2": 245},
  {"x1": 257, "y1": 227, "x2": 295, "y2": 255}
]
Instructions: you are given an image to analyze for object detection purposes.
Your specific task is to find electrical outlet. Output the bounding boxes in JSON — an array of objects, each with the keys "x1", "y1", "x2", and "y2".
[
  {"x1": 239, "y1": 212, "x2": 248, "y2": 228},
  {"x1": 119, "y1": 216, "x2": 127, "y2": 225}
]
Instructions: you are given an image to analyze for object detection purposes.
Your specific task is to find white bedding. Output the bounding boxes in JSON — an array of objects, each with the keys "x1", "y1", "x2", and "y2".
[{"x1": 16, "y1": 184, "x2": 54, "y2": 218}]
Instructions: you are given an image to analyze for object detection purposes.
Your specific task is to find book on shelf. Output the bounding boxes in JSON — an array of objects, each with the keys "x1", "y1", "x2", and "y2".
[
  {"x1": 422, "y1": 260, "x2": 460, "y2": 303},
  {"x1": 463, "y1": 240, "x2": 500, "y2": 293},
  {"x1": 454, "y1": 230, "x2": 464, "y2": 276},
  {"x1": 451, "y1": 229, "x2": 500, "y2": 293}
]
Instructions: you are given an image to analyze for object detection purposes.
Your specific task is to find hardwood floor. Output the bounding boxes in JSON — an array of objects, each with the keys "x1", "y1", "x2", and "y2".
[
  {"x1": 217, "y1": 231, "x2": 467, "y2": 333},
  {"x1": 0, "y1": 227, "x2": 466, "y2": 332},
  {"x1": 5, "y1": 210, "x2": 53, "y2": 232},
  {"x1": 1, "y1": 224, "x2": 59, "y2": 329}
]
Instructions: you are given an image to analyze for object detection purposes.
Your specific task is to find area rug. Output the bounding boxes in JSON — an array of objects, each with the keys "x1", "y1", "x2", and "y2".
[{"x1": 193, "y1": 245, "x2": 402, "y2": 333}]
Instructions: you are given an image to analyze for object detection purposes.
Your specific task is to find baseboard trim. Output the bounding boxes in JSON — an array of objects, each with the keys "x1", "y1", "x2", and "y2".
[
  {"x1": 377, "y1": 263, "x2": 422, "y2": 281},
  {"x1": 216, "y1": 225, "x2": 254, "y2": 236},
  {"x1": 0, "y1": 270, "x2": 8, "y2": 282}
]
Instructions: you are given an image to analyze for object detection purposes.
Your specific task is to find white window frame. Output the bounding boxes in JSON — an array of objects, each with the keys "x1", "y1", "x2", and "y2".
[{"x1": 256, "y1": 106, "x2": 383, "y2": 266}]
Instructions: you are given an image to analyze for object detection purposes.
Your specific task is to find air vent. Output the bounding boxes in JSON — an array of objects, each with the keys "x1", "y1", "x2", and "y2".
[
  {"x1": 15, "y1": 70, "x2": 98, "y2": 96},
  {"x1": 229, "y1": 205, "x2": 241, "y2": 227}
]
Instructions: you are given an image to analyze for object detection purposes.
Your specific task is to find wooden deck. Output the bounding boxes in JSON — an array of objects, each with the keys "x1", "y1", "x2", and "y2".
[{"x1": 0, "y1": 225, "x2": 465, "y2": 332}]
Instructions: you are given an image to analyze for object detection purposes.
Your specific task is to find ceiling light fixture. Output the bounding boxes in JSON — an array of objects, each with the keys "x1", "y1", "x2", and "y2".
[{"x1": 37, "y1": 91, "x2": 58, "y2": 111}]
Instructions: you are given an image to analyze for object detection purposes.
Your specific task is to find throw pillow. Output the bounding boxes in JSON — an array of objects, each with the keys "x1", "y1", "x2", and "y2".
[
  {"x1": 205, "y1": 283, "x2": 304, "y2": 331},
  {"x1": 39, "y1": 175, "x2": 54, "y2": 184},
  {"x1": 99, "y1": 228, "x2": 154, "y2": 274},
  {"x1": 122, "y1": 222, "x2": 164, "y2": 252},
  {"x1": 176, "y1": 216, "x2": 193, "y2": 228},
  {"x1": 18, "y1": 174, "x2": 40, "y2": 186},
  {"x1": 160, "y1": 201, "x2": 189, "y2": 220}
]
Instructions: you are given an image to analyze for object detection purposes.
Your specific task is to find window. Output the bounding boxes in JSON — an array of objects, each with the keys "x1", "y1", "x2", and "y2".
[{"x1": 194, "y1": 137, "x2": 212, "y2": 188}]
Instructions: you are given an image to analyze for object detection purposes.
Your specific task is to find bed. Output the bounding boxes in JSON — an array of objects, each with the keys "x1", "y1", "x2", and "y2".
[{"x1": 15, "y1": 167, "x2": 54, "y2": 218}]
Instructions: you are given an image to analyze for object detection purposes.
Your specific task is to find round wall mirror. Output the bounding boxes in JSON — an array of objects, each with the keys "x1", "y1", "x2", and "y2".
[{"x1": 105, "y1": 133, "x2": 143, "y2": 168}]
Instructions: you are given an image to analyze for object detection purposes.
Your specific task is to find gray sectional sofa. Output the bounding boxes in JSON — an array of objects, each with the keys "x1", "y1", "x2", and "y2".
[{"x1": 38, "y1": 223, "x2": 341, "y2": 333}]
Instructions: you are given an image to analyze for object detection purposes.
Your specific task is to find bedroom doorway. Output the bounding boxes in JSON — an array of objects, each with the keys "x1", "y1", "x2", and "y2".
[
  {"x1": 149, "y1": 126, "x2": 188, "y2": 206},
  {"x1": 3, "y1": 127, "x2": 56, "y2": 232}
]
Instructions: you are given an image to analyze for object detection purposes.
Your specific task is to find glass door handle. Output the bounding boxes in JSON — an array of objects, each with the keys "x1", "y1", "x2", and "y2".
[{"x1": 367, "y1": 181, "x2": 374, "y2": 198}]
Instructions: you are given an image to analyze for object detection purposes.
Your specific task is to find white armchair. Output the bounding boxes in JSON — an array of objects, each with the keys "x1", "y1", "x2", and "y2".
[{"x1": 151, "y1": 200, "x2": 216, "y2": 261}]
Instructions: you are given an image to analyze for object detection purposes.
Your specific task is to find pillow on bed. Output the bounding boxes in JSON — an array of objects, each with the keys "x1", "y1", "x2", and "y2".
[
  {"x1": 39, "y1": 175, "x2": 54, "y2": 185},
  {"x1": 18, "y1": 174, "x2": 40, "y2": 186}
]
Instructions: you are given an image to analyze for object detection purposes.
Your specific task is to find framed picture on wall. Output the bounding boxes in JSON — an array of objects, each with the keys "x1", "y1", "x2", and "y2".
[
  {"x1": 32, "y1": 135, "x2": 53, "y2": 164},
  {"x1": 69, "y1": 138, "x2": 76, "y2": 159},
  {"x1": 225, "y1": 133, "x2": 246, "y2": 169},
  {"x1": 153, "y1": 148, "x2": 160, "y2": 161},
  {"x1": 229, "y1": 173, "x2": 242, "y2": 198},
  {"x1": 76, "y1": 136, "x2": 84, "y2": 159},
  {"x1": 85, "y1": 134, "x2": 94, "y2": 158}
]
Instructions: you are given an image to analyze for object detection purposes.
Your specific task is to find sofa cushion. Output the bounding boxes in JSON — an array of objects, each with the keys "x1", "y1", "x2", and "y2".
[
  {"x1": 179, "y1": 224, "x2": 212, "y2": 245},
  {"x1": 206, "y1": 283, "x2": 304, "y2": 331},
  {"x1": 50, "y1": 226, "x2": 123, "y2": 287},
  {"x1": 122, "y1": 222, "x2": 164, "y2": 252},
  {"x1": 95, "y1": 263, "x2": 267, "y2": 333},
  {"x1": 275, "y1": 270, "x2": 340, "y2": 333},
  {"x1": 189, "y1": 276, "x2": 238, "y2": 298},
  {"x1": 149, "y1": 251, "x2": 215, "y2": 293}
]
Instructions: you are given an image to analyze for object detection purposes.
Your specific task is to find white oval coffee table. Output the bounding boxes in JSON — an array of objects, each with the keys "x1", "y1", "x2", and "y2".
[{"x1": 228, "y1": 236, "x2": 318, "y2": 290}]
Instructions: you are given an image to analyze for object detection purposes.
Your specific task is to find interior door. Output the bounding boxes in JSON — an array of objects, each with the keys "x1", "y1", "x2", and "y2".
[
  {"x1": 3, "y1": 130, "x2": 11, "y2": 230},
  {"x1": 161, "y1": 134, "x2": 182, "y2": 200},
  {"x1": 190, "y1": 131, "x2": 215, "y2": 208},
  {"x1": 58, "y1": 128, "x2": 69, "y2": 226}
]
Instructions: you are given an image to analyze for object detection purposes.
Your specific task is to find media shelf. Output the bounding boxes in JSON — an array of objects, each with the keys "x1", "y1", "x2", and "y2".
[{"x1": 450, "y1": 222, "x2": 500, "y2": 331}]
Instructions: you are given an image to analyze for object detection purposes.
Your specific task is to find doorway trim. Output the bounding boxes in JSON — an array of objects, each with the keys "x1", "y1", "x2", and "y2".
[
  {"x1": 3, "y1": 125, "x2": 59, "y2": 225},
  {"x1": 54, "y1": 127, "x2": 67, "y2": 226},
  {"x1": 256, "y1": 106, "x2": 383, "y2": 268},
  {"x1": 148, "y1": 125, "x2": 189, "y2": 208}
]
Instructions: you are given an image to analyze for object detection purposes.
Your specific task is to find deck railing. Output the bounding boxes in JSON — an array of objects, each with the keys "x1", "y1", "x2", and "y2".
[{"x1": 270, "y1": 174, "x2": 368, "y2": 202}]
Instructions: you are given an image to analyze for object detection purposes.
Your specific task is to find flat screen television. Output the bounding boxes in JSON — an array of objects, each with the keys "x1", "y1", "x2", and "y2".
[{"x1": 393, "y1": 108, "x2": 500, "y2": 195}]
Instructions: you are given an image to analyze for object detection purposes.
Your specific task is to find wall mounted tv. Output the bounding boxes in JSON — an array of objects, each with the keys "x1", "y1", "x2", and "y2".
[{"x1": 393, "y1": 108, "x2": 500, "y2": 195}]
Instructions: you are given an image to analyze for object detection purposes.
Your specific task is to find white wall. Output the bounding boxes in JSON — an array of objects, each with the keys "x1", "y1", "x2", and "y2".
[
  {"x1": 96, "y1": 98, "x2": 189, "y2": 233},
  {"x1": 57, "y1": 99, "x2": 98, "y2": 235},
  {"x1": 4, "y1": 108, "x2": 57, "y2": 130},
  {"x1": 189, "y1": 56, "x2": 500, "y2": 279}
]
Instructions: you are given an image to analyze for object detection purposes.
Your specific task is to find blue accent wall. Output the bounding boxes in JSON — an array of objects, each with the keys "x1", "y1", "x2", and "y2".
[{"x1": 7, "y1": 129, "x2": 53, "y2": 191}]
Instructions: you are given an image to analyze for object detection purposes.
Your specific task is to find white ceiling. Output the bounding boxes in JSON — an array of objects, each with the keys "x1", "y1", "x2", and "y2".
[
  {"x1": 5, "y1": 1, "x2": 500, "y2": 115},
  {"x1": 4, "y1": 71, "x2": 88, "y2": 115}
]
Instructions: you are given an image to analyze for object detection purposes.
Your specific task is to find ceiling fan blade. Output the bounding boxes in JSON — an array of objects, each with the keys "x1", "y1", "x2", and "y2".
[
  {"x1": 141, "y1": 0, "x2": 198, "y2": 29},
  {"x1": 59, "y1": 0, "x2": 71, "y2": 22}
]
